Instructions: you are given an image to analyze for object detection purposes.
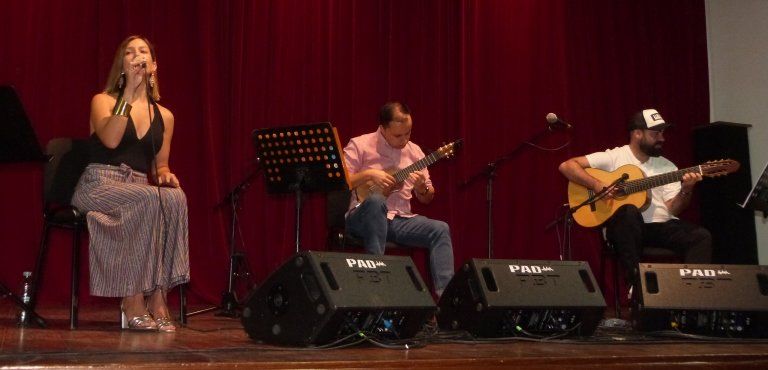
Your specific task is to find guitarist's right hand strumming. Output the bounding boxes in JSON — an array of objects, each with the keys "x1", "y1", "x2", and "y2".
[
  {"x1": 360, "y1": 169, "x2": 397, "y2": 196},
  {"x1": 590, "y1": 180, "x2": 616, "y2": 206}
]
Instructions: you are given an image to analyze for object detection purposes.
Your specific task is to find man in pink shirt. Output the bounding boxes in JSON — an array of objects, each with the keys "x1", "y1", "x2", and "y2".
[{"x1": 343, "y1": 102, "x2": 454, "y2": 296}]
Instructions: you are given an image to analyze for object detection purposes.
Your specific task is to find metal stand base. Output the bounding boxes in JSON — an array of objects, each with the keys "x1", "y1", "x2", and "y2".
[
  {"x1": 0, "y1": 281, "x2": 46, "y2": 328},
  {"x1": 182, "y1": 252, "x2": 252, "y2": 322}
]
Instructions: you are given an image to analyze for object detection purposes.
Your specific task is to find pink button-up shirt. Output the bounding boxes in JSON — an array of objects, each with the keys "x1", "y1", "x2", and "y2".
[{"x1": 343, "y1": 128, "x2": 432, "y2": 220}]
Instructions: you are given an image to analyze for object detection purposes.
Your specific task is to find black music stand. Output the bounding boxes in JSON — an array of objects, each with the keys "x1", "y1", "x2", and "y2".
[
  {"x1": 742, "y1": 160, "x2": 768, "y2": 218},
  {"x1": 0, "y1": 86, "x2": 46, "y2": 163},
  {"x1": 252, "y1": 122, "x2": 349, "y2": 252},
  {"x1": 0, "y1": 85, "x2": 47, "y2": 327}
]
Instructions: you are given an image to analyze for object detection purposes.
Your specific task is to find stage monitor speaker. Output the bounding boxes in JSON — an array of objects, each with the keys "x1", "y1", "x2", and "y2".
[
  {"x1": 635, "y1": 263, "x2": 768, "y2": 337},
  {"x1": 241, "y1": 251, "x2": 436, "y2": 346},
  {"x1": 437, "y1": 259, "x2": 606, "y2": 338}
]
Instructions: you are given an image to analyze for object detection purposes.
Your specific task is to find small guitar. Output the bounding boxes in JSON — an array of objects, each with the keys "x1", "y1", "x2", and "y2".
[
  {"x1": 353, "y1": 139, "x2": 462, "y2": 202},
  {"x1": 568, "y1": 159, "x2": 740, "y2": 228}
]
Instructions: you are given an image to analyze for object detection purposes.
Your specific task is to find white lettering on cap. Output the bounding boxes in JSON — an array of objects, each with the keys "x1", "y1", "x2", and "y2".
[{"x1": 642, "y1": 109, "x2": 666, "y2": 129}]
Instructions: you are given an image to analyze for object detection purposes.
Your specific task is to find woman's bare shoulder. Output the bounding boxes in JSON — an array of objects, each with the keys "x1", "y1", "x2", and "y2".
[
  {"x1": 156, "y1": 103, "x2": 174, "y2": 123},
  {"x1": 91, "y1": 92, "x2": 116, "y2": 106}
]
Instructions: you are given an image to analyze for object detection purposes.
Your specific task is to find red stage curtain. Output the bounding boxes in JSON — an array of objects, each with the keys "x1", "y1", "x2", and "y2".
[{"x1": 0, "y1": 0, "x2": 708, "y2": 306}]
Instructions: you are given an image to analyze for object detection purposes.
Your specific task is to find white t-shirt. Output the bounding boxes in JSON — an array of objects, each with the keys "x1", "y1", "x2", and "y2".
[{"x1": 585, "y1": 145, "x2": 681, "y2": 223}]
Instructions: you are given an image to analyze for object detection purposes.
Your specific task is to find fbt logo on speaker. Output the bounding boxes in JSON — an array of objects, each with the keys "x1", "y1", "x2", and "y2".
[
  {"x1": 509, "y1": 265, "x2": 554, "y2": 274},
  {"x1": 679, "y1": 268, "x2": 730, "y2": 277},
  {"x1": 346, "y1": 258, "x2": 387, "y2": 269}
]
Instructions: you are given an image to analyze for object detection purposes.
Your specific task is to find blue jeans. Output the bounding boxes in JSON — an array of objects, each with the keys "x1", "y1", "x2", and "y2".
[{"x1": 345, "y1": 193, "x2": 455, "y2": 296}]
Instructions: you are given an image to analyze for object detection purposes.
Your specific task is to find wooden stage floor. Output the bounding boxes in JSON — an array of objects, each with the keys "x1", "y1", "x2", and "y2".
[{"x1": 2, "y1": 301, "x2": 768, "y2": 369}]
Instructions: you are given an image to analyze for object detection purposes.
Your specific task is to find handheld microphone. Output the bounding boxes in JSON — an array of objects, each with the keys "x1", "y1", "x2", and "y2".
[{"x1": 546, "y1": 113, "x2": 573, "y2": 130}]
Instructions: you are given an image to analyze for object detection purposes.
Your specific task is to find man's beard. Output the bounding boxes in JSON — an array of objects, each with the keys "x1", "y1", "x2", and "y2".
[{"x1": 639, "y1": 140, "x2": 663, "y2": 157}]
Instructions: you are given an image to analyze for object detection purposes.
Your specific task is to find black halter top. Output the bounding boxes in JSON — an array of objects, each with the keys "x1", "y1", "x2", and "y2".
[{"x1": 89, "y1": 101, "x2": 164, "y2": 174}]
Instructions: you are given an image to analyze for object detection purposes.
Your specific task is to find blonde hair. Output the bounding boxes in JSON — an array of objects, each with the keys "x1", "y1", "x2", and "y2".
[{"x1": 104, "y1": 35, "x2": 161, "y2": 101}]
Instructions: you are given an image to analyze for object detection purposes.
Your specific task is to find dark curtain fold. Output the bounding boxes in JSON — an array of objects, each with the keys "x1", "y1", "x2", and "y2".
[{"x1": 0, "y1": 0, "x2": 708, "y2": 306}]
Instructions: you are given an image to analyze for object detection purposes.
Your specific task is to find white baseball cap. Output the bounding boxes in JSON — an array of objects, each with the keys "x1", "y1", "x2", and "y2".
[{"x1": 628, "y1": 108, "x2": 671, "y2": 131}]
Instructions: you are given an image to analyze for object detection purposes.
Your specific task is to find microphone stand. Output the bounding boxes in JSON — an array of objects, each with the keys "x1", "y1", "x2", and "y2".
[
  {"x1": 544, "y1": 174, "x2": 629, "y2": 260},
  {"x1": 461, "y1": 126, "x2": 556, "y2": 258},
  {"x1": 186, "y1": 164, "x2": 261, "y2": 319},
  {"x1": 1, "y1": 281, "x2": 47, "y2": 328}
]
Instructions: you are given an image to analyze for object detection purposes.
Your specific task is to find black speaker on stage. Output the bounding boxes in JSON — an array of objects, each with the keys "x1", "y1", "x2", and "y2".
[
  {"x1": 437, "y1": 259, "x2": 606, "y2": 338},
  {"x1": 634, "y1": 263, "x2": 768, "y2": 337},
  {"x1": 241, "y1": 251, "x2": 436, "y2": 346}
]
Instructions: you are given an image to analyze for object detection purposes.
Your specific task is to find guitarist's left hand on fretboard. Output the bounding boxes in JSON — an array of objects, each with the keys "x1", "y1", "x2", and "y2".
[{"x1": 679, "y1": 171, "x2": 704, "y2": 191}]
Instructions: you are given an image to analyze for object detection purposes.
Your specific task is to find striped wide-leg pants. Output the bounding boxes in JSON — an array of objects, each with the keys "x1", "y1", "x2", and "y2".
[{"x1": 71, "y1": 163, "x2": 190, "y2": 297}]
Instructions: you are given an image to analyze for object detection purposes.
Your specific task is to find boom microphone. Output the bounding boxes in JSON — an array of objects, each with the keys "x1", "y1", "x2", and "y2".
[{"x1": 546, "y1": 113, "x2": 573, "y2": 130}]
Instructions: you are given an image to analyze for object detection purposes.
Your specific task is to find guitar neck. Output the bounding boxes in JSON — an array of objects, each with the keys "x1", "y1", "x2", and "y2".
[
  {"x1": 392, "y1": 151, "x2": 443, "y2": 182},
  {"x1": 621, "y1": 165, "x2": 703, "y2": 194}
]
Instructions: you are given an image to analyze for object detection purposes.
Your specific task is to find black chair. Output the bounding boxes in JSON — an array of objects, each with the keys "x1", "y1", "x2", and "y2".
[
  {"x1": 30, "y1": 138, "x2": 90, "y2": 329},
  {"x1": 599, "y1": 227, "x2": 679, "y2": 318},
  {"x1": 30, "y1": 138, "x2": 189, "y2": 328}
]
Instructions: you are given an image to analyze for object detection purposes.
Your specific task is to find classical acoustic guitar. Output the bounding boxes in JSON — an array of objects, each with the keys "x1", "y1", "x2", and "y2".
[
  {"x1": 567, "y1": 159, "x2": 740, "y2": 228},
  {"x1": 353, "y1": 139, "x2": 462, "y2": 202}
]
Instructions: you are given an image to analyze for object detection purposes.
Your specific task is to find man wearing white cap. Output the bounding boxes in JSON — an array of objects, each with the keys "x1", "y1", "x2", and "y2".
[{"x1": 558, "y1": 108, "x2": 712, "y2": 286}]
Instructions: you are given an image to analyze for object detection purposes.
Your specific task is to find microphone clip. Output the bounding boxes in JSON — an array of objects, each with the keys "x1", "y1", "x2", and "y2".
[
  {"x1": 573, "y1": 173, "x2": 629, "y2": 212},
  {"x1": 599, "y1": 173, "x2": 629, "y2": 197}
]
